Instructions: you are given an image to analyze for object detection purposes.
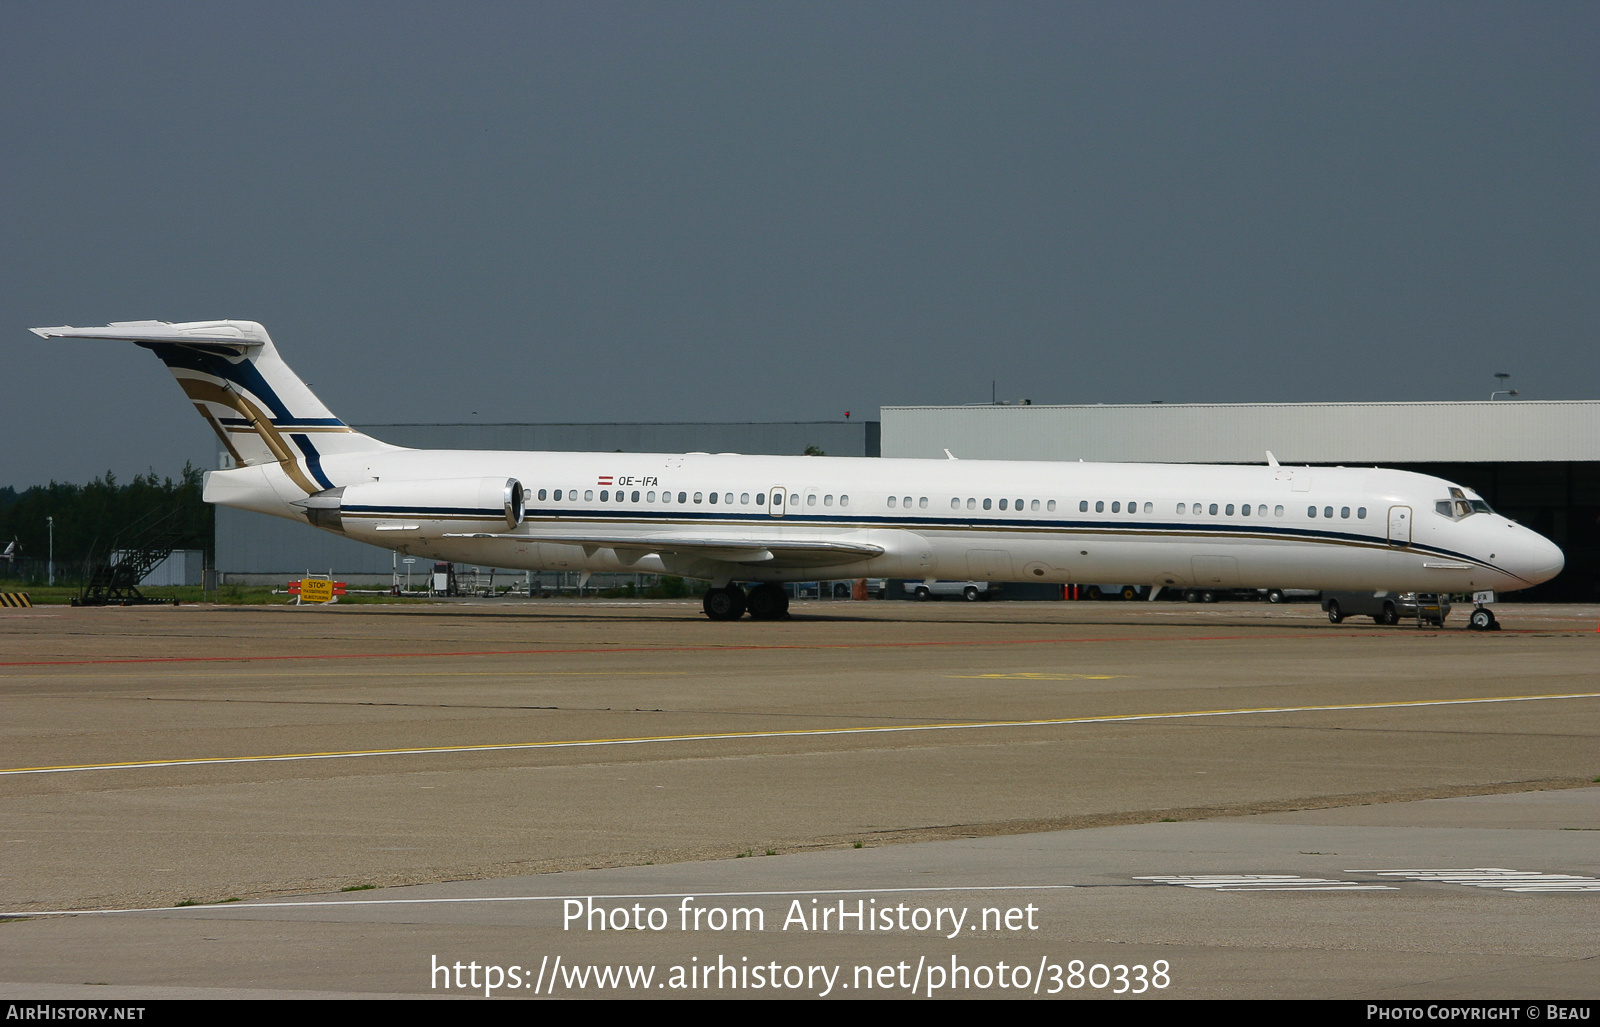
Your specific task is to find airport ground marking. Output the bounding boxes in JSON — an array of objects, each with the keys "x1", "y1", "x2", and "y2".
[
  {"x1": 2, "y1": 691, "x2": 1595, "y2": 778},
  {"x1": 5, "y1": 884, "x2": 1086, "y2": 918},
  {"x1": 0, "y1": 630, "x2": 1468, "y2": 668},
  {"x1": 949, "y1": 673, "x2": 1126, "y2": 680}
]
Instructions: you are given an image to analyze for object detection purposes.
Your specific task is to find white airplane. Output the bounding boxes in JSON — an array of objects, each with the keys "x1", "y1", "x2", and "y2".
[{"x1": 33, "y1": 320, "x2": 1564, "y2": 627}]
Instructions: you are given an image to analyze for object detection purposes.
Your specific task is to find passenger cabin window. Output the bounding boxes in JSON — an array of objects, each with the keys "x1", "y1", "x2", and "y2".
[
  {"x1": 1080, "y1": 501, "x2": 1089, "y2": 512},
  {"x1": 1357, "y1": 507, "x2": 1366, "y2": 518},
  {"x1": 1209, "y1": 504, "x2": 1218, "y2": 515},
  {"x1": 1095, "y1": 501, "x2": 1104, "y2": 513},
  {"x1": 1274, "y1": 505, "x2": 1284, "y2": 516},
  {"x1": 1308, "y1": 506, "x2": 1317, "y2": 517},
  {"x1": 1177, "y1": 503, "x2": 1186, "y2": 514}
]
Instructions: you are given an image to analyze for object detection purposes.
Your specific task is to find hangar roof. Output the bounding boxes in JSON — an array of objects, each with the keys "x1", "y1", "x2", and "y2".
[{"x1": 880, "y1": 401, "x2": 1600, "y2": 464}]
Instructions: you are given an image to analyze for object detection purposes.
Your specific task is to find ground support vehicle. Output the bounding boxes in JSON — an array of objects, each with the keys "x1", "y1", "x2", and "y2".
[{"x1": 1322, "y1": 591, "x2": 1451, "y2": 627}]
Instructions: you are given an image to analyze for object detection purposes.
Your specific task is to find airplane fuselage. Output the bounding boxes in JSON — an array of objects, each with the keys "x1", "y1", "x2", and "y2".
[
  {"x1": 205, "y1": 446, "x2": 1562, "y2": 596},
  {"x1": 32, "y1": 319, "x2": 1562, "y2": 608}
]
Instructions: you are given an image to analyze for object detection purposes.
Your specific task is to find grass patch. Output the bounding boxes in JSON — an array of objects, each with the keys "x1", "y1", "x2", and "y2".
[
  {"x1": 341, "y1": 884, "x2": 377, "y2": 892},
  {"x1": 853, "y1": 841, "x2": 864, "y2": 849}
]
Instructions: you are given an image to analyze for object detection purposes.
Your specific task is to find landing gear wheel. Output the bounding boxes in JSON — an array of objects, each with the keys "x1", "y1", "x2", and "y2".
[
  {"x1": 1326, "y1": 601, "x2": 1344, "y2": 624},
  {"x1": 702, "y1": 585, "x2": 747, "y2": 621},
  {"x1": 747, "y1": 583, "x2": 790, "y2": 620},
  {"x1": 962, "y1": 586, "x2": 980, "y2": 602},
  {"x1": 1468, "y1": 607, "x2": 1497, "y2": 631}
]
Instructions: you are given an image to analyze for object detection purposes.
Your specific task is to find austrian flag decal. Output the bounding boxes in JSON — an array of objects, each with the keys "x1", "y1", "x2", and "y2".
[{"x1": 597, "y1": 476, "x2": 613, "y2": 485}]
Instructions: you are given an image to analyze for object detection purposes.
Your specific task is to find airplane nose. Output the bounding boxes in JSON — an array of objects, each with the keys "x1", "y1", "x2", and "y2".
[
  {"x1": 1531, "y1": 534, "x2": 1565, "y2": 582},
  {"x1": 1508, "y1": 528, "x2": 1564, "y2": 586}
]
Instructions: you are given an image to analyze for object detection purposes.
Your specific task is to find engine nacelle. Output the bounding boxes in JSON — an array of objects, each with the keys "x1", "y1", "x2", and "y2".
[{"x1": 294, "y1": 477, "x2": 524, "y2": 534}]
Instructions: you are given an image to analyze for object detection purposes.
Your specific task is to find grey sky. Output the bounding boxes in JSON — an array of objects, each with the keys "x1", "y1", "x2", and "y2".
[{"x1": 4, "y1": 1, "x2": 1595, "y2": 488}]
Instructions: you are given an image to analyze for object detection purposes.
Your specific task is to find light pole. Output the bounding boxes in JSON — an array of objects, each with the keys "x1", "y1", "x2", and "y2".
[
  {"x1": 47, "y1": 516, "x2": 54, "y2": 586},
  {"x1": 1490, "y1": 372, "x2": 1518, "y2": 401}
]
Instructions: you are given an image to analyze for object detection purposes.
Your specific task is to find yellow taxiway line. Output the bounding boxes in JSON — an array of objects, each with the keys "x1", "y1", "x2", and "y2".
[{"x1": 3, "y1": 691, "x2": 1596, "y2": 778}]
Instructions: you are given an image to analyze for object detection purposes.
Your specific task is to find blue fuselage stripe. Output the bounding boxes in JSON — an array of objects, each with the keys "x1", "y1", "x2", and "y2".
[{"x1": 289, "y1": 434, "x2": 336, "y2": 491}]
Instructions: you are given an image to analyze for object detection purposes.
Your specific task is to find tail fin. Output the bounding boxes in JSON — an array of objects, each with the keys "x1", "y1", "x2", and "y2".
[{"x1": 30, "y1": 320, "x2": 400, "y2": 495}]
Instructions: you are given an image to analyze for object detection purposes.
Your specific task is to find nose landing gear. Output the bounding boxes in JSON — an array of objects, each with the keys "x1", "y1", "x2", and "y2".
[{"x1": 1468, "y1": 606, "x2": 1499, "y2": 631}]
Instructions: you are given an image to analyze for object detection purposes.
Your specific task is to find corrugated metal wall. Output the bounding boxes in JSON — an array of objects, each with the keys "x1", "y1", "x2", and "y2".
[{"x1": 881, "y1": 401, "x2": 1600, "y2": 463}]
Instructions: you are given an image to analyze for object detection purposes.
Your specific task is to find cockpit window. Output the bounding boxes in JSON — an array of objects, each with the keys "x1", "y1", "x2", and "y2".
[{"x1": 1435, "y1": 493, "x2": 1494, "y2": 520}]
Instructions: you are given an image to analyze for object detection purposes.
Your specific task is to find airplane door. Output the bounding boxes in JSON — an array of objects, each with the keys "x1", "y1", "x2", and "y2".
[
  {"x1": 770, "y1": 486, "x2": 786, "y2": 518},
  {"x1": 1387, "y1": 506, "x2": 1411, "y2": 547}
]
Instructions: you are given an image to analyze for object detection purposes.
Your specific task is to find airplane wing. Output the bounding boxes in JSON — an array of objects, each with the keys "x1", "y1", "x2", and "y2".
[{"x1": 440, "y1": 531, "x2": 884, "y2": 565}]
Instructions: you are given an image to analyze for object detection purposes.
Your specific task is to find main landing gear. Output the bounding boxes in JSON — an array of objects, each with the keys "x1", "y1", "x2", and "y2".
[{"x1": 702, "y1": 583, "x2": 790, "y2": 621}]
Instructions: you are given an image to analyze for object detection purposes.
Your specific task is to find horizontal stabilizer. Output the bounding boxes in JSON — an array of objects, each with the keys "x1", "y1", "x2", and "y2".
[
  {"x1": 31, "y1": 320, "x2": 271, "y2": 351},
  {"x1": 33, "y1": 319, "x2": 400, "y2": 487}
]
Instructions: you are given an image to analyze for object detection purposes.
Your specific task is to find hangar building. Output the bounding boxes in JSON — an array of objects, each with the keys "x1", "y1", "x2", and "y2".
[{"x1": 880, "y1": 400, "x2": 1600, "y2": 601}]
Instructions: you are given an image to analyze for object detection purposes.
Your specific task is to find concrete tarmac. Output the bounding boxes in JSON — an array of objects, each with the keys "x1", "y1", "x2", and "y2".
[{"x1": 1, "y1": 599, "x2": 1596, "y2": 998}]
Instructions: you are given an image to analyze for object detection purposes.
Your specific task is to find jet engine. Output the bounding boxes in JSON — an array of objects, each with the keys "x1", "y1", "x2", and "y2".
[{"x1": 294, "y1": 477, "x2": 524, "y2": 534}]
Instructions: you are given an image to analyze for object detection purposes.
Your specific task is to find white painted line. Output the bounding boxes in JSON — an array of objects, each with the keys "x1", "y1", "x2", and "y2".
[
  {"x1": 4, "y1": 883, "x2": 1081, "y2": 919},
  {"x1": 1135, "y1": 875, "x2": 1396, "y2": 891},
  {"x1": 1350, "y1": 868, "x2": 1600, "y2": 892}
]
